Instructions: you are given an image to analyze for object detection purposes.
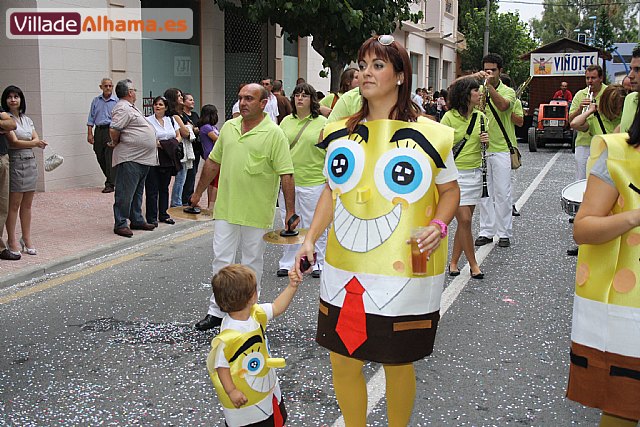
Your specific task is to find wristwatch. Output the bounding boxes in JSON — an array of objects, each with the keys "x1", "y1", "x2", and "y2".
[{"x1": 429, "y1": 219, "x2": 448, "y2": 238}]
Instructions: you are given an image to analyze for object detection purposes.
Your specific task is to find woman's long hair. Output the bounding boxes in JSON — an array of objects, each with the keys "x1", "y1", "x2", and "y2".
[
  {"x1": 163, "y1": 88, "x2": 183, "y2": 116},
  {"x1": 198, "y1": 104, "x2": 219, "y2": 128},
  {"x1": 447, "y1": 77, "x2": 480, "y2": 117},
  {"x1": 346, "y1": 36, "x2": 420, "y2": 134},
  {"x1": 598, "y1": 84, "x2": 627, "y2": 122},
  {"x1": 290, "y1": 83, "x2": 320, "y2": 119},
  {"x1": 628, "y1": 95, "x2": 640, "y2": 148}
]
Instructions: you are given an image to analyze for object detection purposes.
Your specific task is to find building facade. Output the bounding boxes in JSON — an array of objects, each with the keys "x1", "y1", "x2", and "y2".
[{"x1": 0, "y1": 0, "x2": 458, "y2": 191}]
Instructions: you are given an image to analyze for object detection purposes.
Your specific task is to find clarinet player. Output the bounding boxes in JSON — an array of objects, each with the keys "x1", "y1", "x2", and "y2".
[
  {"x1": 473, "y1": 53, "x2": 518, "y2": 248},
  {"x1": 441, "y1": 76, "x2": 488, "y2": 278}
]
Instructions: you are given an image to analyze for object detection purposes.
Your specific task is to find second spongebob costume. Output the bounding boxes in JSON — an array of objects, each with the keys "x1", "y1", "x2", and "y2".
[
  {"x1": 316, "y1": 118, "x2": 454, "y2": 424},
  {"x1": 567, "y1": 134, "x2": 640, "y2": 421},
  {"x1": 207, "y1": 304, "x2": 287, "y2": 427}
]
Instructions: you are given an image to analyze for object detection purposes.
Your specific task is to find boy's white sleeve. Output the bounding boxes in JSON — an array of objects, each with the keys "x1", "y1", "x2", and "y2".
[
  {"x1": 260, "y1": 303, "x2": 274, "y2": 322},
  {"x1": 214, "y1": 342, "x2": 229, "y2": 369}
]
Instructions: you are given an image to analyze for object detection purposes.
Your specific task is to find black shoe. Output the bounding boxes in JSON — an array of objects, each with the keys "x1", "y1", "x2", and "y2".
[
  {"x1": 277, "y1": 268, "x2": 289, "y2": 277},
  {"x1": 448, "y1": 265, "x2": 460, "y2": 276},
  {"x1": 471, "y1": 272, "x2": 485, "y2": 279},
  {"x1": 498, "y1": 238, "x2": 510, "y2": 248},
  {"x1": 0, "y1": 248, "x2": 21, "y2": 260},
  {"x1": 475, "y1": 236, "x2": 493, "y2": 246},
  {"x1": 195, "y1": 314, "x2": 222, "y2": 331},
  {"x1": 102, "y1": 185, "x2": 115, "y2": 193},
  {"x1": 567, "y1": 247, "x2": 579, "y2": 256},
  {"x1": 311, "y1": 270, "x2": 321, "y2": 278},
  {"x1": 512, "y1": 205, "x2": 520, "y2": 217},
  {"x1": 569, "y1": 217, "x2": 574, "y2": 224}
]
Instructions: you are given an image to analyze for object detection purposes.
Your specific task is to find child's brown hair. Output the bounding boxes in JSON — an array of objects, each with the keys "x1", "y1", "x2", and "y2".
[{"x1": 212, "y1": 264, "x2": 257, "y2": 312}]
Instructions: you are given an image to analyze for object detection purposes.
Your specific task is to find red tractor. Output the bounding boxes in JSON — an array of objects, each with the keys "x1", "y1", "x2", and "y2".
[{"x1": 527, "y1": 99, "x2": 575, "y2": 152}]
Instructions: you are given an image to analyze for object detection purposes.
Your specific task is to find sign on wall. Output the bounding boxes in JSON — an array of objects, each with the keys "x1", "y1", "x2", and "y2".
[
  {"x1": 530, "y1": 52, "x2": 598, "y2": 76},
  {"x1": 174, "y1": 56, "x2": 191, "y2": 77}
]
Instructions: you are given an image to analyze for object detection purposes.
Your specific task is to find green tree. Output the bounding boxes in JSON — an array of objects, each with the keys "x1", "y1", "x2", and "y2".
[
  {"x1": 594, "y1": 6, "x2": 615, "y2": 52},
  {"x1": 213, "y1": 0, "x2": 422, "y2": 91},
  {"x1": 459, "y1": 7, "x2": 537, "y2": 88}
]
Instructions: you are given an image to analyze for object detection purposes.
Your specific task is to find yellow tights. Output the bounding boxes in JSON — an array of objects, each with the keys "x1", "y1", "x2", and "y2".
[
  {"x1": 599, "y1": 413, "x2": 638, "y2": 427},
  {"x1": 330, "y1": 352, "x2": 416, "y2": 427}
]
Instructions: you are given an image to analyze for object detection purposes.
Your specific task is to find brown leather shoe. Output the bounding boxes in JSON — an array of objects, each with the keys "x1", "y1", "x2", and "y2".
[
  {"x1": 130, "y1": 223, "x2": 155, "y2": 231},
  {"x1": 114, "y1": 227, "x2": 133, "y2": 238}
]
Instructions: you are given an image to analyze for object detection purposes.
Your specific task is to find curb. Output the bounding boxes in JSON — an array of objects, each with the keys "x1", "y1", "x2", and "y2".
[{"x1": 0, "y1": 220, "x2": 213, "y2": 290}]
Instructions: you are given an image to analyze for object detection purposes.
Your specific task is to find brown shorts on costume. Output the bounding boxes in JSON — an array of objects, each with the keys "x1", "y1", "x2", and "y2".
[
  {"x1": 567, "y1": 342, "x2": 640, "y2": 420},
  {"x1": 316, "y1": 299, "x2": 440, "y2": 364}
]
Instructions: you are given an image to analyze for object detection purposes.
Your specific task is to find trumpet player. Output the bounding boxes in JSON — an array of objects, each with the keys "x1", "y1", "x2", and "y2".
[
  {"x1": 568, "y1": 65, "x2": 606, "y2": 180},
  {"x1": 441, "y1": 76, "x2": 488, "y2": 278},
  {"x1": 473, "y1": 53, "x2": 517, "y2": 249}
]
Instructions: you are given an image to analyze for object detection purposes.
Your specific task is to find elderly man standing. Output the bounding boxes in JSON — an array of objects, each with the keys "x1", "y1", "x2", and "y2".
[
  {"x1": 260, "y1": 77, "x2": 281, "y2": 123},
  {"x1": 0, "y1": 108, "x2": 17, "y2": 260},
  {"x1": 190, "y1": 83, "x2": 298, "y2": 331},
  {"x1": 109, "y1": 79, "x2": 158, "y2": 238},
  {"x1": 87, "y1": 78, "x2": 118, "y2": 193}
]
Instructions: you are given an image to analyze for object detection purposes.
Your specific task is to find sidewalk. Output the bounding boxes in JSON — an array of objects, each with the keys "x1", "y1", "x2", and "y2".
[{"x1": 0, "y1": 186, "x2": 210, "y2": 288}]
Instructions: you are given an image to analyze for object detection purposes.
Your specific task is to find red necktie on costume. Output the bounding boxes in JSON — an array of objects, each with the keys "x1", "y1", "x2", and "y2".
[
  {"x1": 272, "y1": 395, "x2": 284, "y2": 427},
  {"x1": 335, "y1": 276, "x2": 368, "y2": 355}
]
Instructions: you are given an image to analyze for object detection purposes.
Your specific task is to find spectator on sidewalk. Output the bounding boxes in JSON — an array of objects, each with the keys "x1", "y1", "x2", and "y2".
[
  {"x1": 197, "y1": 104, "x2": 220, "y2": 210},
  {"x1": 0, "y1": 93, "x2": 18, "y2": 260},
  {"x1": 552, "y1": 81, "x2": 573, "y2": 102},
  {"x1": 164, "y1": 88, "x2": 190, "y2": 208},
  {"x1": 145, "y1": 96, "x2": 181, "y2": 226},
  {"x1": 109, "y1": 79, "x2": 158, "y2": 238},
  {"x1": 3, "y1": 85, "x2": 47, "y2": 258},
  {"x1": 272, "y1": 80, "x2": 292, "y2": 124},
  {"x1": 189, "y1": 83, "x2": 297, "y2": 331},
  {"x1": 260, "y1": 77, "x2": 280, "y2": 123},
  {"x1": 87, "y1": 78, "x2": 118, "y2": 193},
  {"x1": 180, "y1": 93, "x2": 201, "y2": 205}
]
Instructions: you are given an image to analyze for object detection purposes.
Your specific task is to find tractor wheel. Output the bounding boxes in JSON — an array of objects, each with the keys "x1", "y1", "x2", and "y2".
[{"x1": 528, "y1": 127, "x2": 537, "y2": 152}]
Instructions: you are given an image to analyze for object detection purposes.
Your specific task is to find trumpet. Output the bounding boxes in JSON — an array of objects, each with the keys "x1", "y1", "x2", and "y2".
[
  {"x1": 582, "y1": 85, "x2": 593, "y2": 113},
  {"x1": 480, "y1": 115, "x2": 489, "y2": 198}
]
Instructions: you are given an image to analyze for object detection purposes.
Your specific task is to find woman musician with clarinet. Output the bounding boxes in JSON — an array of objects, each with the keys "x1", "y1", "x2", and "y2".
[{"x1": 441, "y1": 76, "x2": 489, "y2": 279}]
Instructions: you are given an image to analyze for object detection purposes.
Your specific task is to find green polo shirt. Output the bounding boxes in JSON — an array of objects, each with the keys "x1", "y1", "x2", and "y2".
[
  {"x1": 513, "y1": 99, "x2": 523, "y2": 119},
  {"x1": 586, "y1": 112, "x2": 621, "y2": 137},
  {"x1": 280, "y1": 113, "x2": 327, "y2": 186},
  {"x1": 620, "y1": 92, "x2": 638, "y2": 133},
  {"x1": 441, "y1": 109, "x2": 485, "y2": 170},
  {"x1": 319, "y1": 92, "x2": 343, "y2": 109},
  {"x1": 485, "y1": 82, "x2": 517, "y2": 153},
  {"x1": 570, "y1": 84, "x2": 607, "y2": 147},
  {"x1": 210, "y1": 113, "x2": 294, "y2": 228},
  {"x1": 327, "y1": 87, "x2": 362, "y2": 123}
]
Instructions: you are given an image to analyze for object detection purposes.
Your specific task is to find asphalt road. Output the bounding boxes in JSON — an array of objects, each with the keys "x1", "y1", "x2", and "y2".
[{"x1": 0, "y1": 145, "x2": 602, "y2": 426}]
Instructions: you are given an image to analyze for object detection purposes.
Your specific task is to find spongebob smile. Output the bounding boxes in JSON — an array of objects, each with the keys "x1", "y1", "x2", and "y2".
[{"x1": 333, "y1": 195, "x2": 402, "y2": 253}]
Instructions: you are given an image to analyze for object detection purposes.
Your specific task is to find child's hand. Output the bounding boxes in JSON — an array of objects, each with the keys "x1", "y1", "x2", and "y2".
[
  {"x1": 229, "y1": 389, "x2": 247, "y2": 408},
  {"x1": 288, "y1": 268, "x2": 302, "y2": 287}
]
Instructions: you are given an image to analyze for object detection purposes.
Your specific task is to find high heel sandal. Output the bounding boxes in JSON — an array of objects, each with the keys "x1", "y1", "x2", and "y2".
[{"x1": 20, "y1": 238, "x2": 37, "y2": 255}]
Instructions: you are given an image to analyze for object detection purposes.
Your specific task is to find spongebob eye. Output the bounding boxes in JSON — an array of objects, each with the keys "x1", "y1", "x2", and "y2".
[
  {"x1": 374, "y1": 148, "x2": 432, "y2": 203},
  {"x1": 242, "y1": 351, "x2": 265, "y2": 376},
  {"x1": 325, "y1": 139, "x2": 365, "y2": 193}
]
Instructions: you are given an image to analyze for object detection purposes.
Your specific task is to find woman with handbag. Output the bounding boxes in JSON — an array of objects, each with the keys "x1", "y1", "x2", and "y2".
[
  {"x1": 441, "y1": 77, "x2": 488, "y2": 279},
  {"x1": 276, "y1": 83, "x2": 327, "y2": 279},
  {"x1": 180, "y1": 93, "x2": 201, "y2": 206},
  {"x1": 293, "y1": 35, "x2": 459, "y2": 425},
  {"x1": 145, "y1": 96, "x2": 181, "y2": 226},
  {"x1": 163, "y1": 88, "x2": 190, "y2": 208},
  {"x1": 2, "y1": 85, "x2": 47, "y2": 258}
]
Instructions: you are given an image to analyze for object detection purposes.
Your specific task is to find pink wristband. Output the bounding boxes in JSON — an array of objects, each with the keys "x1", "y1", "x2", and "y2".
[{"x1": 429, "y1": 219, "x2": 448, "y2": 238}]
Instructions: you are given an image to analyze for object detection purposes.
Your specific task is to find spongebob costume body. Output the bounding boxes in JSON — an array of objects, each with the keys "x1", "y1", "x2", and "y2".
[
  {"x1": 567, "y1": 134, "x2": 640, "y2": 421},
  {"x1": 316, "y1": 118, "x2": 455, "y2": 425},
  {"x1": 207, "y1": 304, "x2": 287, "y2": 427}
]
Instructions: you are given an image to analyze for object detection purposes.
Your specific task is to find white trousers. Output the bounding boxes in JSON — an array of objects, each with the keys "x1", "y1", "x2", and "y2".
[
  {"x1": 575, "y1": 146, "x2": 590, "y2": 180},
  {"x1": 277, "y1": 184, "x2": 327, "y2": 271},
  {"x1": 478, "y1": 152, "x2": 512, "y2": 239},
  {"x1": 208, "y1": 220, "x2": 267, "y2": 317}
]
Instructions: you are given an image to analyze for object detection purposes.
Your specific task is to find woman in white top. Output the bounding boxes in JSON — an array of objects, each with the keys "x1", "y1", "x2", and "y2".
[
  {"x1": 2, "y1": 85, "x2": 47, "y2": 258},
  {"x1": 145, "y1": 96, "x2": 180, "y2": 226}
]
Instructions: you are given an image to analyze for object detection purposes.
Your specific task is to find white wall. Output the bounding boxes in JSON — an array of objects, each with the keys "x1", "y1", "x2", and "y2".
[{"x1": 200, "y1": 0, "x2": 226, "y2": 127}]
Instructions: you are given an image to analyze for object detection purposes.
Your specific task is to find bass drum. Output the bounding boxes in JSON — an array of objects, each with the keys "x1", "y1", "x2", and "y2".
[{"x1": 561, "y1": 179, "x2": 587, "y2": 217}]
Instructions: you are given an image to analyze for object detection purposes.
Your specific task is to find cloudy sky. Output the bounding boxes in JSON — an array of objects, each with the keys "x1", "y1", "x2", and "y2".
[{"x1": 498, "y1": 0, "x2": 545, "y2": 26}]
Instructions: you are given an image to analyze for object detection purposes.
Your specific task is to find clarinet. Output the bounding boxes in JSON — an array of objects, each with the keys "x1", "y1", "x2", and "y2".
[{"x1": 480, "y1": 115, "x2": 489, "y2": 198}]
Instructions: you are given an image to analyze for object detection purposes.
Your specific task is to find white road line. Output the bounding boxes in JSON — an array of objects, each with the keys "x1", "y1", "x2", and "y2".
[{"x1": 332, "y1": 151, "x2": 562, "y2": 426}]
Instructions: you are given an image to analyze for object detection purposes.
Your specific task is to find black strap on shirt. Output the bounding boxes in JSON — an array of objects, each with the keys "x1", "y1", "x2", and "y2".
[
  {"x1": 487, "y1": 99, "x2": 516, "y2": 154},
  {"x1": 594, "y1": 111, "x2": 607, "y2": 135},
  {"x1": 452, "y1": 112, "x2": 478, "y2": 159}
]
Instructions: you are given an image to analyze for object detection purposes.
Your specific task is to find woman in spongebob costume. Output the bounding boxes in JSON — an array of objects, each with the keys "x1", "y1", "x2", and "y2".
[
  {"x1": 295, "y1": 35, "x2": 459, "y2": 426},
  {"x1": 568, "y1": 104, "x2": 640, "y2": 427}
]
